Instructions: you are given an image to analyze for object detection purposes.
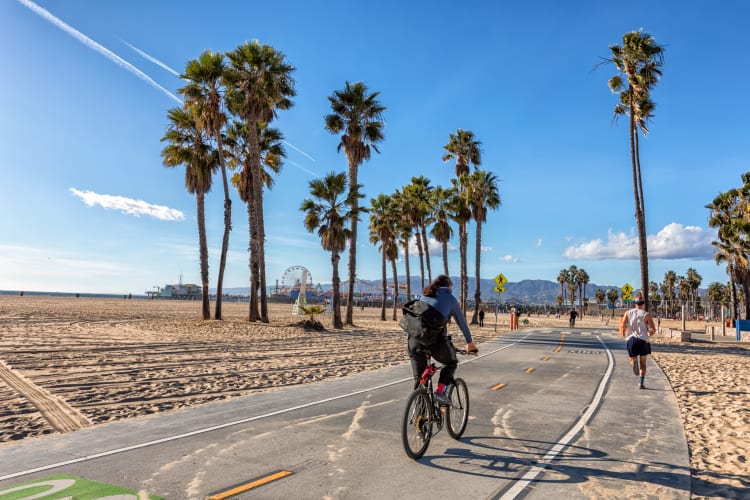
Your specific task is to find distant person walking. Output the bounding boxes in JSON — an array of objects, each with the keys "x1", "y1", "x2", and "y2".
[
  {"x1": 569, "y1": 309, "x2": 578, "y2": 328},
  {"x1": 478, "y1": 308, "x2": 485, "y2": 327},
  {"x1": 620, "y1": 294, "x2": 656, "y2": 389}
]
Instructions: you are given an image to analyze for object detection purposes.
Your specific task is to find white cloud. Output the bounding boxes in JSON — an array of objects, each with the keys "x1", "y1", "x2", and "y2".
[
  {"x1": 563, "y1": 223, "x2": 714, "y2": 260},
  {"x1": 501, "y1": 255, "x2": 520, "y2": 263},
  {"x1": 70, "y1": 188, "x2": 184, "y2": 221},
  {"x1": 481, "y1": 245, "x2": 492, "y2": 253},
  {"x1": 536, "y1": 238, "x2": 543, "y2": 248}
]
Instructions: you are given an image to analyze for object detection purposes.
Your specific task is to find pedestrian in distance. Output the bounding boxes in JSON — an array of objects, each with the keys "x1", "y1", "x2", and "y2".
[
  {"x1": 569, "y1": 309, "x2": 578, "y2": 328},
  {"x1": 478, "y1": 308, "x2": 485, "y2": 327},
  {"x1": 620, "y1": 294, "x2": 656, "y2": 389}
]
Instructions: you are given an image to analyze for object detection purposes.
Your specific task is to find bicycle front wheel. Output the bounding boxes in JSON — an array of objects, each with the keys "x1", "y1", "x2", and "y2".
[
  {"x1": 446, "y1": 378, "x2": 469, "y2": 439},
  {"x1": 402, "y1": 389, "x2": 432, "y2": 459}
]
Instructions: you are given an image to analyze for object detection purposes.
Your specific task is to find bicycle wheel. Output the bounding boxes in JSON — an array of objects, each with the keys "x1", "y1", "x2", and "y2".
[
  {"x1": 402, "y1": 389, "x2": 433, "y2": 459},
  {"x1": 446, "y1": 378, "x2": 469, "y2": 439}
]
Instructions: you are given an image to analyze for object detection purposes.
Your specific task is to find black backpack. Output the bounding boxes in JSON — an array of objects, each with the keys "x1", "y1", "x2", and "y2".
[{"x1": 399, "y1": 299, "x2": 447, "y2": 345}]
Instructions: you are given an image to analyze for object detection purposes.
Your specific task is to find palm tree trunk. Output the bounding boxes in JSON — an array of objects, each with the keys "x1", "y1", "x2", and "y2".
[
  {"x1": 332, "y1": 252, "x2": 343, "y2": 329},
  {"x1": 248, "y1": 202, "x2": 260, "y2": 321},
  {"x1": 442, "y1": 240, "x2": 449, "y2": 277},
  {"x1": 460, "y1": 220, "x2": 468, "y2": 311},
  {"x1": 247, "y1": 124, "x2": 269, "y2": 323},
  {"x1": 420, "y1": 224, "x2": 432, "y2": 284},
  {"x1": 403, "y1": 242, "x2": 411, "y2": 299},
  {"x1": 197, "y1": 193, "x2": 210, "y2": 320},
  {"x1": 257, "y1": 187, "x2": 269, "y2": 323},
  {"x1": 213, "y1": 124, "x2": 231, "y2": 320},
  {"x1": 630, "y1": 104, "x2": 649, "y2": 309},
  {"x1": 471, "y1": 220, "x2": 482, "y2": 324},
  {"x1": 345, "y1": 159, "x2": 358, "y2": 326},
  {"x1": 380, "y1": 251, "x2": 387, "y2": 321},
  {"x1": 391, "y1": 258, "x2": 399, "y2": 321},
  {"x1": 414, "y1": 230, "x2": 425, "y2": 290}
]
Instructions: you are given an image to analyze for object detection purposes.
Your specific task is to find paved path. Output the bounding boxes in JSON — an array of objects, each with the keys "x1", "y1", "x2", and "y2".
[{"x1": 0, "y1": 327, "x2": 690, "y2": 499}]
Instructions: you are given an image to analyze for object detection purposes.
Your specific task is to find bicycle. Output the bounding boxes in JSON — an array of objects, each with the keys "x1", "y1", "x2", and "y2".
[{"x1": 401, "y1": 348, "x2": 470, "y2": 459}]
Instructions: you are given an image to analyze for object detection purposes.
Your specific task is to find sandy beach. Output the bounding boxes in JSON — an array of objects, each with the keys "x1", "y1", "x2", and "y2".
[{"x1": 0, "y1": 296, "x2": 747, "y2": 497}]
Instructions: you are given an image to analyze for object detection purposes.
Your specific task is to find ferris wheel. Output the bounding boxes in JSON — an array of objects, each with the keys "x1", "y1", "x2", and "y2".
[{"x1": 281, "y1": 266, "x2": 313, "y2": 295}]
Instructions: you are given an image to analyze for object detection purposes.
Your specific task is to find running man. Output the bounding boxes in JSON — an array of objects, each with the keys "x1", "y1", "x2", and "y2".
[{"x1": 620, "y1": 294, "x2": 656, "y2": 389}]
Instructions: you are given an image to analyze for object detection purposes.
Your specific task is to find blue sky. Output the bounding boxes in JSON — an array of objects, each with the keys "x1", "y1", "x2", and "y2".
[{"x1": 1, "y1": 0, "x2": 748, "y2": 295}]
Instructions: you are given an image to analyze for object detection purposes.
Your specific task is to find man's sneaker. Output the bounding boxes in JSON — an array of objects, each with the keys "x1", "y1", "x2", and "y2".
[
  {"x1": 632, "y1": 356, "x2": 640, "y2": 376},
  {"x1": 638, "y1": 381, "x2": 646, "y2": 389},
  {"x1": 434, "y1": 391, "x2": 452, "y2": 406}
]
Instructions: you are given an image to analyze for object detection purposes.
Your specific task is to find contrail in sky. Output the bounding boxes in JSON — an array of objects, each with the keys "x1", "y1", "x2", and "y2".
[
  {"x1": 283, "y1": 140, "x2": 316, "y2": 162},
  {"x1": 121, "y1": 40, "x2": 181, "y2": 77},
  {"x1": 17, "y1": 0, "x2": 182, "y2": 105}
]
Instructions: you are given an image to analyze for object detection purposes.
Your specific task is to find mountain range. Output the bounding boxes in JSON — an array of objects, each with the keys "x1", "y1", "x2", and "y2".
[{"x1": 216, "y1": 276, "x2": 626, "y2": 304}]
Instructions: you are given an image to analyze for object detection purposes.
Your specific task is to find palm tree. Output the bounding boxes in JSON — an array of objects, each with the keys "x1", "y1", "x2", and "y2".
[
  {"x1": 606, "y1": 29, "x2": 665, "y2": 309},
  {"x1": 160, "y1": 107, "x2": 217, "y2": 320},
  {"x1": 595, "y1": 288, "x2": 606, "y2": 314},
  {"x1": 576, "y1": 268, "x2": 589, "y2": 315},
  {"x1": 395, "y1": 187, "x2": 425, "y2": 289},
  {"x1": 566, "y1": 265, "x2": 578, "y2": 311},
  {"x1": 369, "y1": 194, "x2": 399, "y2": 321},
  {"x1": 179, "y1": 50, "x2": 232, "y2": 320},
  {"x1": 300, "y1": 172, "x2": 362, "y2": 329},
  {"x1": 606, "y1": 288, "x2": 620, "y2": 317},
  {"x1": 325, "y1": 81, "x2": 386, "y2": 326},
  {"x1": 224, "y1": 40, "x2": 295, "y2": 323},
  {"x1": 409, "y1": 176, "x2": 434, "y2": 286},
  {"x1": 466, "y1": 169, "x2": 501, "y2": 323},
  {"x1": 557, "y1": 269, "x2": 568, "y2": 307},
  {"x1": 226, "y1": 120, "x2": 286, "y2": 321},
  {"x1": 443, "y1": 130, "x2": 482, "y2": 311},
  {"x1": 429, "y1": 185, "x2": 454, "y2": 277}
]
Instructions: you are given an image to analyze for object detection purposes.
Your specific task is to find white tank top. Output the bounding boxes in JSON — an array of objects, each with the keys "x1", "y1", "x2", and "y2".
[{"x1": 625, "y1": 308, "x2": 650, "y2": 342}]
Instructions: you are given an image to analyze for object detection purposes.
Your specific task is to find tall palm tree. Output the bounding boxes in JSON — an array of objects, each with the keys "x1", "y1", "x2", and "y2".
[
  {"x1": 179, "y1": 50, "x2": 232, "y2": 320},
  {"x1": 429, "y1": 185, "x2": 454, "y2": 277},
  {"x1": 443, "y1": 129, "x2": 482, "y2": 311},
  {"x1": 369, "y1": 194, "x2": 398, "y2": 321},
  {"x1": 607, "y1": 29, "x2": 665, "y2": 310},
  {"x1": 557, "y1": 269, "x2": 568, "y2": 307},
  {"x1": 160, "y1": 107, "x2": 217, "y2": 320},
  {"x1": 301, "y1": 172, "x2": 362, "y2": 329},
  {"x1": 224, "y1": 41, "x2": 295, "y2": 322},
  {"x1": 394, "y1": 188, "x2": 424, "y2": 289},
  {"x1": 566, "y1": 265, "x2": 578, "y2": 310},
  {"x1": 576, "y1": 268, "x2": 590, "y2": 315},
  {"x1": 466, "y1": 169, "x2": 501, "y2": 323},
  {"x1": 448, "y1": 177, "x2": 472, "y2": 310},
  {"x1": 408, "y1": 176, "x2": 434, "y2": 286},
  {"x1": 661, "y1": 270, "x2": 678, "y2": 317},
  {"x1": 392, "y1": 193, "x2": 413, "y2": 300},
  {"x1": 325, "y1": 81, "x2": 386, "y2": 326},
  {"x1": 226, "y1": 120, "x2": 286, "y2": 320}
]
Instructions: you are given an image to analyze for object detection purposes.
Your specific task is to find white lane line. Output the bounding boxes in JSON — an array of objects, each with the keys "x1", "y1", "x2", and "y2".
[
  {"x1": 0, "y1": 333, "x2": 536, "y2": 482},
  {"x1": 499, "y1": 335, "x2": 614, "y2": 500}
]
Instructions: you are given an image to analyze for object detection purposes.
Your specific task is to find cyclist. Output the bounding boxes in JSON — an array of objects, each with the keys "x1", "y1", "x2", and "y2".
[{"x1": 408, "y1": 275, "x2": 478, "y2": 405}]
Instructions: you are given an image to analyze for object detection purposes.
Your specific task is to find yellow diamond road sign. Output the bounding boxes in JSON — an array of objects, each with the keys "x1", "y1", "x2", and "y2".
[
  {"x1": 494, "y1": 285, "x2": 505, "y2": 293},
  {"x1": 494, "y1": 273, "x2": 507, "y2": 285},
  {"x1": 622, "y1": 283, "x2": 634, "y2": 300}
]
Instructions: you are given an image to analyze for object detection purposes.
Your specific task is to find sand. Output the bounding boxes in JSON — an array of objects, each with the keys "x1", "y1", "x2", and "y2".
[{"x1": 0, "y1": 296, "x2": 748, "y2": 497}]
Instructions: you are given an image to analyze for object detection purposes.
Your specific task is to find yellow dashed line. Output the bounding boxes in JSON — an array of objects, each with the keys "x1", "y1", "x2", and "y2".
[
  {"x1": 206, "y1": 470, "x2": 294, "y2": 500},
  {"x1": 525, "y1": 367, "x2": 535, "y2": 373},
  {"x1": 541, "y1": 356, "x2": 550, "y2": 361},
  {"x1": 491, "y1": 383, "x2": 507, "y2": 391},
  {"x1": 554, "y1": 334, "x2": 565, "y2": 352}
]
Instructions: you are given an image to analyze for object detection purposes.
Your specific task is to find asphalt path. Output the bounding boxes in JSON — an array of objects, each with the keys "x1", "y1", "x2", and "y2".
[{"x1": 0, "y1": 327, "x2": 691, "y2": 499}]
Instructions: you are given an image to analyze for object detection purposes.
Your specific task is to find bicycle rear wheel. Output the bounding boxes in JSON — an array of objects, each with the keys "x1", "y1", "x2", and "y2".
[
  {"x1": 402, "y1": 389, "x2": 433, "y2": 459},
  {"x1": 446, "y1": 378, "x2": 469, "y2": 439}
]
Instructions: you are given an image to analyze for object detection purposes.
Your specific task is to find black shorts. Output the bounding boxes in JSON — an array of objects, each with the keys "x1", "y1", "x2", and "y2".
[{"x1": 626, "y1": 337, "x2": 652, "y2": 357}]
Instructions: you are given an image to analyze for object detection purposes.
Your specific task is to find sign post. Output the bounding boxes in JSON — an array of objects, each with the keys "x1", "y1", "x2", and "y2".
[{"x1": 493, "y1": 273, "x2": 507, "y2": 332}]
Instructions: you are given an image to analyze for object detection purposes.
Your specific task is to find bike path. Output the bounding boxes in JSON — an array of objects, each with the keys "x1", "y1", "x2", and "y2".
[{"x1": 0, "y1": 327, "x2": 690, "y2": 499}]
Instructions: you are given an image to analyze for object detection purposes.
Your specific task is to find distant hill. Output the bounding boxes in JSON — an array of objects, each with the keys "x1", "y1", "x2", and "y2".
[{"x1": 216, "y1": 276, "x2": 624, "y2": 304}]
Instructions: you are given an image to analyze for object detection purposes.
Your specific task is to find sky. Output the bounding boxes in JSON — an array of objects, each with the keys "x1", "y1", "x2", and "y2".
[{"x1": 1, "y1": 0, "x2": 748, "y2": 296}]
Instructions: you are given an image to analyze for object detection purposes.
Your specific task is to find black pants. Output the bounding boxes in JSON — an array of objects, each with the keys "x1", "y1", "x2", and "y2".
[{"x1": 408, "y1": 335, "x2": 457, "y2": 389}]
